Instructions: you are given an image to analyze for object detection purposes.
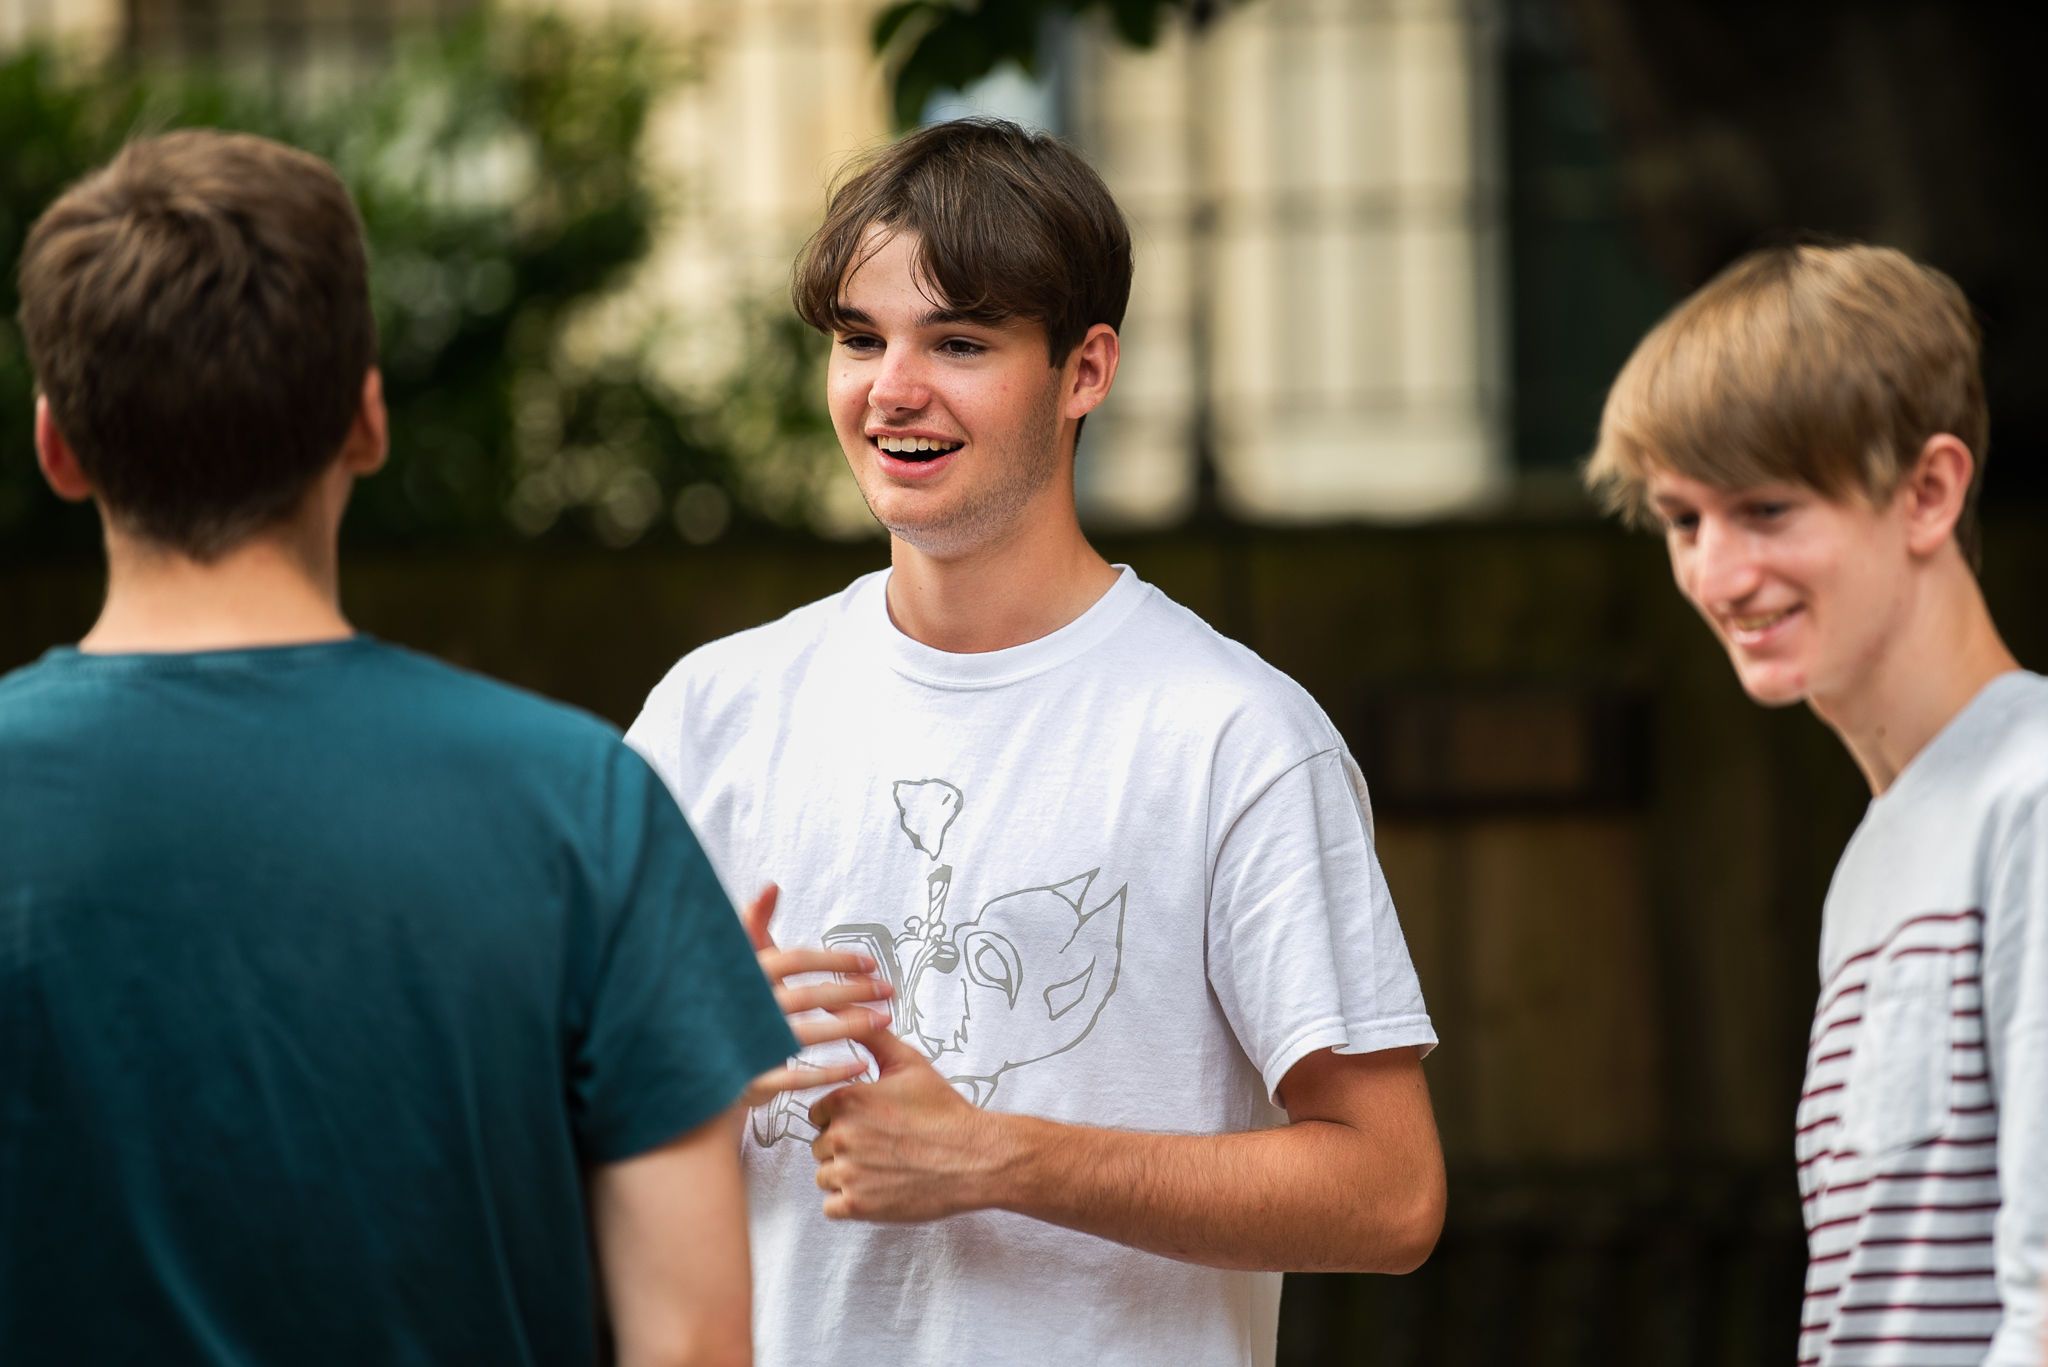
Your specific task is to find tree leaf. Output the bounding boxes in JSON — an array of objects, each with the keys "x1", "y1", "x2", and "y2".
[{"x1": 1102, "y1": 0, "x2": 1169, "y2": 49}]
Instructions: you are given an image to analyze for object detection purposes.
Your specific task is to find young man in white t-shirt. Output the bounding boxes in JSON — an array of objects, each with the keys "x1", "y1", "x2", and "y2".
[
  {"x1": 628, "y1": 118, "x2": 1445, "y2": 1366},
  {"x1": 1585, "y1": 243, "x2": 2047, "y2": 1366}
]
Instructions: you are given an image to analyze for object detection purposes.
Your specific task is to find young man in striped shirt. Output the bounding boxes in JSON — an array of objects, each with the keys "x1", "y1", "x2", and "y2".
[{"x1": 1585, "y1": 243, "x2": 2045, "y2": 1366}]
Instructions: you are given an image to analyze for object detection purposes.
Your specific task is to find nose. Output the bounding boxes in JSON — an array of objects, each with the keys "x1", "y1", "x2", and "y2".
[
  {"x1": 1683, "y1": 515, "x2": 1763, "y2": 609},
  {"x1": 868, "y1": 345, "x2": 930, "y2": 416}
]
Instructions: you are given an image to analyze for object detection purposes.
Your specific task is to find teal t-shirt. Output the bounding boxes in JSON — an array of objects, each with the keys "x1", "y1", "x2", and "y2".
[{"x1": 0, "y1": 637, "x2": 795, "y2": 1365}]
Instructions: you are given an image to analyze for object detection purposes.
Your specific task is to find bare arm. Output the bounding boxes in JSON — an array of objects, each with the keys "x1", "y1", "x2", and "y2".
[
  {"x1": 589, "y1": 1105, "x2": 754, "y2": 1367},
  {"x1": 808, "y1": 1028, "x2": 1444, "y2": 1274}
]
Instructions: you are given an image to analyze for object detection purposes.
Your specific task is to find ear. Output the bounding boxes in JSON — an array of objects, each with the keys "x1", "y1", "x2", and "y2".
[
  {"x1": 1898, "y1": 433, "x2": 1973, "y2": 558},
  {"x1": 1061, "y1": 323, "x2": 1120, "y2": 424},
  {"x1": 34, "y1": 397, "x2": 94, "y2": 502},
  {"x1": 340, "y1": 368, "x2": 389, "y2": 476}
]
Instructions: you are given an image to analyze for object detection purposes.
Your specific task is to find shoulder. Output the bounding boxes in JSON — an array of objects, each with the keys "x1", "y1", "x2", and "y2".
[
  {"x1": 361, "y1": 638, "x2": 623, "y2": 753},
  {"x1": 1111, "y1": 581, "x2": 1345, "y2": 754},
  {"x1": 1958, "y1": 672, "x2": 2048, "y2": 822},
  {"x1": 0, "y1": 653, "x2": 66, "y2": 709}
]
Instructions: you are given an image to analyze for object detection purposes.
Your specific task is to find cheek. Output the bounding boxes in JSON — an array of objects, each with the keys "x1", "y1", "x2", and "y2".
[
  {"x1": 1667, "y1": 546, "x2": 1699, "y2": 602},
  {"x1": 827, "y1": 377, "x2": 868, "y2": 428}
]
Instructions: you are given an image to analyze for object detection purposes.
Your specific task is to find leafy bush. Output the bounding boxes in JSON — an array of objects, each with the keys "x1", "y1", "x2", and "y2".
[{"x1": 0, "y1": 11, "x2": 833, "y2": 559}]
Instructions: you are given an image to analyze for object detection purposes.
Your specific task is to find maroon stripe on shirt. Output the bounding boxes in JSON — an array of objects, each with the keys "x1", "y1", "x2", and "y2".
[
  {"x1": 1810, "y1": 1147, "x2": 1998, "y2": 1180},
  {"x1": 1806, "y1": 1285, "x2": 2005, "y2": 1310},
  {"x1": 1815, "y1": 981, "x2": 1868, "y2": 1020},
  {"x1": 1812, "y1": 1169, "x2": 2003, "y2": 1199},
  {"x1": 1811, "y1": 1236, "x2": 1994, "y2": 1265},
  {"x1": 1830, "y1": 1335, "x2": 1995, "y2": 1346},
  {"x1": 1818, "y1": 909, "x2": 1984, "y2": 994},
  {"x1": 1808, "y1": 1199, "x2": 2003, "y2": 1234},
  {"x1": 1812, "y1": 1014, "x2": 1864, "y2": 1045}
]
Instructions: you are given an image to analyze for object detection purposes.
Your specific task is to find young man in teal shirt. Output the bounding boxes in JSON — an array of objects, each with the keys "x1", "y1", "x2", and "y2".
[{"x1": 1, "y1": 129, "x2": 794, "y2": 1365}]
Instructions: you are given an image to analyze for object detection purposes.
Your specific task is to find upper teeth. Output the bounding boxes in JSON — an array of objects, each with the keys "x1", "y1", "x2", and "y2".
[
  {"x1": 1734, "y1": 610, "x2": 1790, "y2": 631},
  {"x1": 876, "y1": 436, "x2": 961, "y2": 453}
]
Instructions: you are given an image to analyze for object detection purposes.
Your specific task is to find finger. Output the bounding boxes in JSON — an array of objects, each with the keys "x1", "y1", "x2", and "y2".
[
  {"x1": 809, "y1": 1084, "x2": 857, "y2": 1130},
  {"x1": 815, "y1": 1160, "x2": 840, "y2": 1193},
  {"x1": 790, "y1": 1007, "x2": 891, "y2": 1049},
  {"x1": 741, "y1": 884, "x2": 779, "y2": 952},
  {"x1": 741, "y1": 1057, "x2": 871, "y2": 1107},
  {"x1": 852, "y1": 1016, "x2": 931, "y2": 1073},
  {"x1": 775, "y1": 977, "x2": 894, "y2": 1015},
  {"x1": 810, "y1": 1130, "x2": 832, "y2": 1164},
  {"x1": 760, "y1": 947, "x2": 881, "y2": 980}
]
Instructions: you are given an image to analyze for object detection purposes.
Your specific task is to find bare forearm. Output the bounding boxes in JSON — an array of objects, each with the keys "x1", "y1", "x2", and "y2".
[{"x1": 974, "y1": 1111, "x2": 1444, "y2": 1274}]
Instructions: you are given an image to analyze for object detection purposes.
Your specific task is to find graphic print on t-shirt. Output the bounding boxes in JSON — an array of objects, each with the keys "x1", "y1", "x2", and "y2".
[{"x1": 753, "y1": 778, "x2": 1128, "y2": 1146}]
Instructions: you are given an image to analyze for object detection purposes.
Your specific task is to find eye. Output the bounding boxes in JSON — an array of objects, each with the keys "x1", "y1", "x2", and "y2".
[
  {"x1": 1659, "y1": 510, "x2": 1699, "y2": 536},
  {"x1": 836, "y1": 333, "x2": 881, "y2": 355},
  {"x1": 939, "y1": 337, "x2": 986, "y2": 358},
  {"x1": 960, "y1": 930, "x2": 1022, "y2": 1007},
  {"x1": 1746, "y1": 500, "x2": 1789, "y2": 523}
]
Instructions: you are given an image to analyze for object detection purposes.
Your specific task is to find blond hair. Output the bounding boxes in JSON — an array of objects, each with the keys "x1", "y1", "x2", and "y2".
[{"x1": 1584, "y1": 243, "x2": 1988, "y2": 564}]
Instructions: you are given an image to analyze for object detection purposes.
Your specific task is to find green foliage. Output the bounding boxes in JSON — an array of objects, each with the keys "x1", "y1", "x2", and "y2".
[
  {"x1": 872, "y1": 0, "x2": 1242, "y2": 128},
  {"x1": 0, "y1": 12, "x2": 834, "y2": 559}
]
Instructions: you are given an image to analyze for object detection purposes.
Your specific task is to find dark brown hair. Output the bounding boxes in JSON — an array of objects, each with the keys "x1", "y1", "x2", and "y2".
[
  {"x1": 17, "y1": 128, "x2": 377, "y2": 559},
  {"x1": 1586, "y1": 242, "x2": 1989, "y2": 565},
  {"x1": 792, "y1": 118, "x2": 1133, "y2": 365}
]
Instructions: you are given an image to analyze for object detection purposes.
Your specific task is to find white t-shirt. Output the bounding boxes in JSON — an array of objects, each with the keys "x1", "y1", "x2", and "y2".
[
  {"x1": 627, "y1": 566, "x2": 1437, "y2": 1367},
  {"x1": 1795, "y1": 671, "x2": 2048, "y2": 1367}
]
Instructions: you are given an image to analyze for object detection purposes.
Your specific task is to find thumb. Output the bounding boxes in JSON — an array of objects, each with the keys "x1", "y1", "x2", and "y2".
[
  {"x1": 741, "y1": 883, "x2": 779, "y2": 952},
  {"x1": 855, "y1": 1016, "x2": 931, "y2": 1074}
]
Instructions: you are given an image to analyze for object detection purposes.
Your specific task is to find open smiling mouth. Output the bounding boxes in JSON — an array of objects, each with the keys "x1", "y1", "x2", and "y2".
[{"x1": 873, "y1": 435, "x2": 964, "y2": 463}]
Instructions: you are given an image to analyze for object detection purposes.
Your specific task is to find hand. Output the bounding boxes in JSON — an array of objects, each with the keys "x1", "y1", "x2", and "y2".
[
  {"x1": 807, "y1": 1021, "x2": 1005, "y2": 1222},
  {"x1": 740, "y1": 884, "x2": 894, "y2": 1108}
]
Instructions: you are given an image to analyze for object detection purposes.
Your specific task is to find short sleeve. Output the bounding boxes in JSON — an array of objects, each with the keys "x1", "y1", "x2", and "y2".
[
  {"x1": 1205, "y1": 747, "x2": 1437, "y2": 1104},
  {"x1": 567, "y1": 747, "x2": 797, "y2": 1163},
  {"x1": 1985, "y1": 793, "x2": 2048, "y2": 1363}
]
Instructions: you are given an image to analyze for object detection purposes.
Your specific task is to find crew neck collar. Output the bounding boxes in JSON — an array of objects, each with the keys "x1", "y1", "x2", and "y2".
[
  {"x1": 40, "y1": 634, "x2": 375, "y2": 670},
  {"x1": 860, "y1": 565, "x2": 1149, "y2": 689}
]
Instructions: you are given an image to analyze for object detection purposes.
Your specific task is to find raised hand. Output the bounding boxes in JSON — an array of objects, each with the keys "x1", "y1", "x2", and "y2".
[
  {"x1": 806, "y1": 1019, "x2": 1003, "y2": 1222},
  {"x1": 740, "y1": 884, "x2": 894, "y2": 1108}
]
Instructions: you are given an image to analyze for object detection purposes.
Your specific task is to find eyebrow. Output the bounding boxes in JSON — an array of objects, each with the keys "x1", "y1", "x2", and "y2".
[{"x1": 831, "y1": 305, "x2": 995, "y2": 330}]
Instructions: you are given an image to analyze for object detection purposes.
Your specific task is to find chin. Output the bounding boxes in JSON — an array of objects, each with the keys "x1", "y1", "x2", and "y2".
[{"x1": 1731, "y1": 662, "x2": 1810, "y2": 708}]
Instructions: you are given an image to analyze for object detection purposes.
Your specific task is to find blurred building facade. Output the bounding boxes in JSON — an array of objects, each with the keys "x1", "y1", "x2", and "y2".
[
  {"x1": 568, "y1": 0, "x2": 1513, "y2": 529},
  {"x1": 0, "y1": 0, "x2": 1509, "y2": 532}
]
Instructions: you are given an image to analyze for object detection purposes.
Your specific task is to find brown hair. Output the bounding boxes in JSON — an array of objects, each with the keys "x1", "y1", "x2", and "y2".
[
  {"x1": 17, "y1": 128, "x2": 377, "y2": 560},
  {"x1": 1585, "y1": 242, "x2": 1989, "y2": 564},
  {"x1": 792, "y1": 118, "x2": 1133, "y2": 365}
]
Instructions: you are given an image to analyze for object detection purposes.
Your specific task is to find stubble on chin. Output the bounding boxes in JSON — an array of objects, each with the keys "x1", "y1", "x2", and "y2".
[{"x1": 859, "y1": 392, "x2": 1066, "y2": 558}]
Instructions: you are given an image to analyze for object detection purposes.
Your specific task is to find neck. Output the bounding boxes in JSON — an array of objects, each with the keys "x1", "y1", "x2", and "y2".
[
  {"x1": 80, "y1": 522, "x2": 350, "y2": 655},
  {"x1": 884, "y1": 494, "x2": 1118, "y2": 654},
  {"x1": 1810, "y1": 560, "x2": 2019, "y2": 794}
]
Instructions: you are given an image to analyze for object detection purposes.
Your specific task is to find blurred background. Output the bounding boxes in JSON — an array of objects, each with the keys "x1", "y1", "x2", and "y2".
[{"x1": 3, "y1": 2, "x2": 2045, "y2": 1362}]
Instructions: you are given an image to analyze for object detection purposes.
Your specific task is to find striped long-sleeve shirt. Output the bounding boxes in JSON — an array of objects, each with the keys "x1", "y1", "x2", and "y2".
[{"x1": 1795, "y1": 672, "x2": 2048, "y2": 1367}]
